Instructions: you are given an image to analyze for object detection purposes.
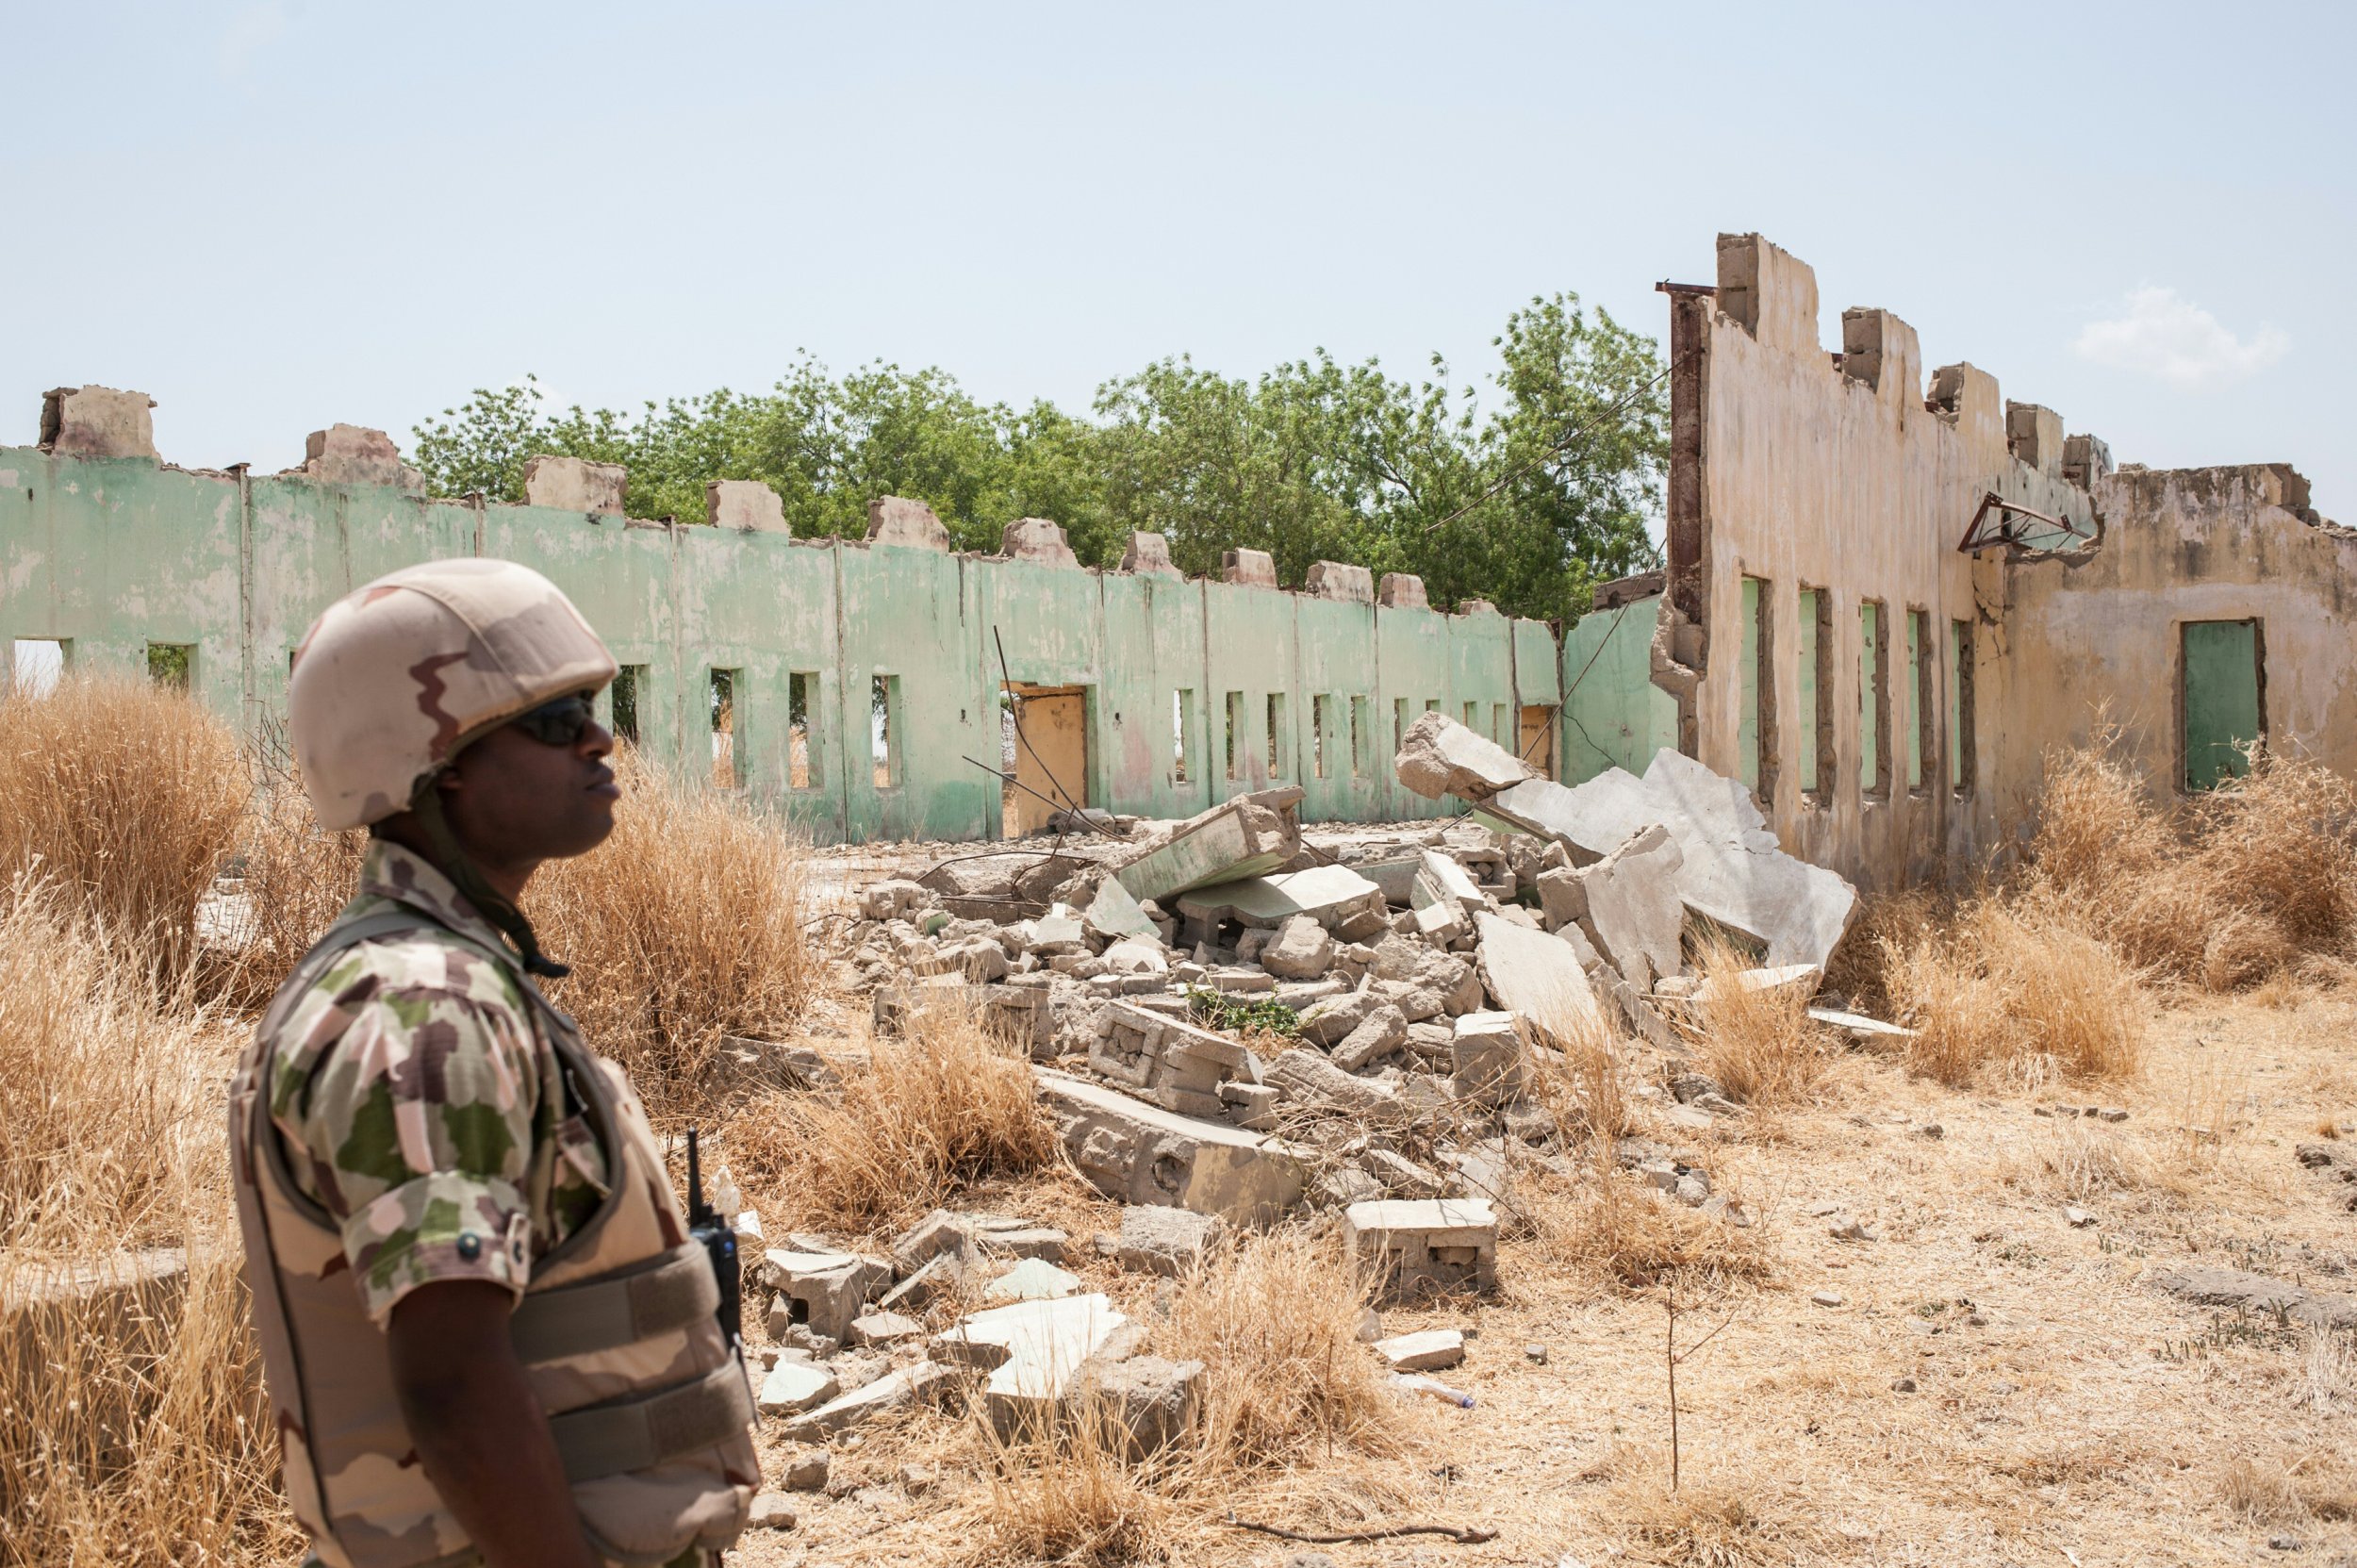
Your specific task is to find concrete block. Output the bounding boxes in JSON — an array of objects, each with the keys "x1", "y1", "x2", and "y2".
[
  {"x1": 866, "y1": 494, "x2": 951, "y2": 551},
  {"x1": 2063, "y1": 433, "x2": 2113, "y2": 488},
  {"x1": 1112, "y1": 786, "x2": 1305, "y2": 905},
  {"x1": 929, "y1": 1294, "x2": 1130, "y2": 1440},
  {"x1": 1457, "y1": 599, "x2": 1498, "y2": 615},
  {"x1": 1035, "y1": 1070, "x2": 1310, "y2": 1223},
  {"x1": 1393, "y1": 711, "x2": 1533, "y2": 801},
  {"x1": 291, "y1": 424, "x2": 424, "y2": 493},
  {"x1": 1261, "y1": 914, "x2": 1335, "y2": 980},
  {"x1": 1342, "y1": 1197, "x2": 1497, "y2": 1303},
  {"x1": 1002, "y1": 516, "x2": 1080, "y2": 566},
  {"x1": 1084, "y1": 875, "x2": 1159, "y2": 941},
  {"x1": 760, "y1": 1247, "x2": 894, "y2": 1343},
  {"x1": 1113, "y1": 1205, "x2": 1221, "y2": 1276},
  {"x1": 1451, "y1": 1010, "x2": 1526, "y2": 1106},
  {"x1": 1375, "y1": 1328, "x2": 1465, "y2": 1371},
  {"x1": 1330, "y1": 1003, "x2": 1409, "y2": 1072},
  {"x1": 522, "y1": 454, "x2": 626, "y2": 514},
  {"x1": 1295, "y1": 988, "x2": 1382, "y2": 1048},
  {"x1": 1264, "y1": 1047, "x2": 1398, "y2": 1116},
  {"x1": 1080, "y1": 1355, "x2": 1204, "y2": 1457},
  {"x1": 782, "y1": 1361, "x2": 955, "y2": 1441},
  {"x1": 1222, "y1": 548, "x2": 1278, "y2": 587},
  {"x1": 985, "y1": 1257, "x2": 1083, "y2": 1301},
  {"x1": 1369, "y1": 934, "x2": 1481, "y2": 1015},
  {"x1": 1120, "y1": 531, "x2": 1182, "y2": 576},
  {"x1": 707, "y1": 477, "x2": 787, "y2": 532},
  {"x1": 1306, "y1": 560, "x2": 1375, "y2": 602},
  {"x1": 40, "y1": 386, "x2": 156, "y2": 460},
  {"x1": 1576, "y1": 823, "x2": 1687, "y2": 992},
  {"x1": 1175, "y1": 864, "x2": 1385, "y2": 932},
  {"x1": 847, "y1": 1310, "x2": 925, "y2": 1345},
  {"x1": 1090, "y1": 999, "x2": 1251, "y2": 1112},
  {"x1": 2007, "y1": 402, "x2": 2067, "y2": 478},
  {"x1": 1473, "y1": 913, "x2": 1605, "y2": 1041},
  {"x1": 1534, "y1": 866, "x2": 1587, "y2": 931},
  {"x1": 757, "y1": 1360, "x2": 841, "y2": 1416},
  {"x1": 1377, "y1": 572, "x2": 1427, "y2": 609}
]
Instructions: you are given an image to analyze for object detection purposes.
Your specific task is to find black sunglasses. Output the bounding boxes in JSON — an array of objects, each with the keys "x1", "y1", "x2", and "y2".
[{"x1": 508, "y1": 694, "x2": 599, "y2": 747}]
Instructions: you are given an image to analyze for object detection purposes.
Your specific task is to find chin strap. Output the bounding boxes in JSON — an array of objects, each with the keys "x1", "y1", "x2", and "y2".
[{"x1": 407, "y1": 784, "x2": 572, "y2": 980}]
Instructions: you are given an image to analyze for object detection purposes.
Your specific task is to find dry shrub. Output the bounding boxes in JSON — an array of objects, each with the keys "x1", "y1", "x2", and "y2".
[
  {"x1": 973, "y1": 1394, "x2": 1171, "y2": 1565},
  {"x1": 1532, "y1": 1157, "x2": 1773, "y2": 1294},
  {"x1": 1821, "y1": 885, "x2": 1944, "y2": 1019},
  {"x1": 1690, "y1": 942, "x2": 1828, "y2": 1107},
  {"x1": 2301, "y1": 1325, "x2": 2357, "y2": 1416},
  {"x1": 2024, "y1": 726, "x2": 2357, "y2": 990},
  {"x1": 2000, "y1": 1120, "x2": 2154, "y2": 1203},
  {"x1": 2215, "y1": 1453, "x2": 2357, "y2": 1525},
  {"x1": 1531, "y1": 1000, "x2": 1633, "y2": 1142},
  {"x1": 726, "y1": 1006, "x2": 1057, "y2": 1231},
  {"x1": 211, "y1": 736, "x2": 366, "y2": 1008},
  {"x1": 0, "y1": 879, "x2": 296, "y2": 1563},
  {"x1": 1880, "y1": 900, "x2": 2145, "y2": 1087},
  {"x1": 0, "y1": 673, "x2": 245, "y2": 967},
  {"x1": 1601, "y1": 1476, "x2": 1809, "y2": 1567},
  {"x1": 530, "y1": 748, "x2": 818, "y2": 1112},
  {"x1": 1160, "y1": 1230, "x2": 1406, "y2": 1470}
]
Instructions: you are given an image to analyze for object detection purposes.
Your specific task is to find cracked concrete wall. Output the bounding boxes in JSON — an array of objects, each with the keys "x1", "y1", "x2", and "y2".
[{"x1": 0, "y1": 438, "x2": 1558, "y2": 845}]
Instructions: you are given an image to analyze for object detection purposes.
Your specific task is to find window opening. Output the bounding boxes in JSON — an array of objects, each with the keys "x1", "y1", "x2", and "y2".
[
  {"x1": 1351, "y1": 696, "x2": 1371, "y2": 778},
  {"x1": 1949, "y1": 619, "x2": 1973, "y2": 796},
  {"x1": 788, "y1": 671, "x2": 815, "y2": 789},
  {"x1": 612, "y1": 665, "x2": 644, "y2": 747},
  {"x1": 8, "y1": 638, "x2": 65, "y2": 698},
  {"x1": 870, "y1": 673, "x2": 898, "y2": 790},
  {"x1": 710, "y1": 668, "x2": 741, "y2": 788},
  {"x1": 1518, "y1": 704, "x2": 1556, "y2": 780},
  {"x1": 1859, "y1": 601, "x2": 1889, "y2": 800},
  {"x1": 2182, "y1": 619, "x2": 2265, "y2": 792},
  {"x1": 1462, "y1": 701, "x2": 1479, "y2": 731},
  {"x1": 1310, "y1": 695, "x2": 1331, "y2": 778},
  {"x1": 1225, "y1": 691, "x2": 1245, "y2": 782},
  {"x1": 1393, "y1": 698, "x2": 1410, "y2": 758},
  {"x1": 1739, "y1": 576, "x2": 1775, "y2": 800},
  {"x1": 146, "y1": 643, "x2": 193, "y2": 691},
  {"x1": 1797, "y1": 588, "x2": 1832, "y2": 801},
  {"x1": 1172, "y1": 689, "x2": 1194, "y2": 783},
  {"x1": 1265, "y1": 693, "x2": 1288, "y2": 780},
  {"x1": 1907, "y1": 609, "x2": 1933, "y2": 793}
]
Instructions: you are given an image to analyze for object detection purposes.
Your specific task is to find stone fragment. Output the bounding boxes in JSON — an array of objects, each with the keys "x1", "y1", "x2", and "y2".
[
  {"x1": 707, "y1": 477, "x2": 786, "y2": 532},
  {"x1": 1694, "y1": 964, "x2": 1822, "y2": 1004},
  {"x1": 1393, "y1": 710, "x2": 1533, "y2": 801},
  {"x1": 860, "y1": 877, "x2": 930, "y2": 920},
  {"x1": 41, "y1": 385, "x2": 157, "y2": 460},
  {"x1": 1305, "y1": 560, "x2": 1375, "y2": 602},
  {"x1": 1534, "y1": 865, "x2": 1587, "y2": 932},
  {"x1": 1035, "y1": 1070, "x2": 1310, "y2": 1223},
  {"x1": 1223, "y1": 547, "x2": 1278, "y2": 586},
  {"x1": 2063, "y1": 1206, "x2": 2096, "y2": 1229},
  {"x1": 761, "y1": 1248, "x2": 894, "y2": 1344},
  {"x1": 523, "y1": 454, "x2": 626, "y2": 513},
  {"x1": 1265, "y1": 1048, "x2": 1399, "y2": 1116},
  {"x1": 291, "y1": 423, "x2": 425, "y2": 493},
  {"x1": 1525, "y1": 1343, "x2": 1549, "y2": 1364},
  {"x1": 1341, "y1": 1197, "x2": 1498, "y2": 1303},
  {"x1": 890, "y1": 1209, "x2": 1037, "y2": 1273},
  {"x1": 782, "y1": 1361, "x2": 956, "y2": 1441},
  {"x1": 1176, "y1": 864, "x2": 1387, "y2": 932},
  {"x1": 1120, "y1": 530, "x2": 1183, "y2": 576},
  {"x1": 1084, "y1": 875, "x2": 1160, "y2": 941},
  {"x1": 1805, "y1": 1006, "x2": 1919, "y2": 1044},
  {"x1": 1002, "y1": 516, "x2": 1080, "y2": 566},
  {"x1": 1218, "y1": 1081, "x2": 1279, "y2": 1129},
  {"x1": 1375, "y1": 1329, "x2": 1465, "y2": 1372},
  {"x1": 1377, "y1": 572, "x2": 1427, "y2": 609},
  {"x1": 1331, "y1": 1003, "x2": 1410, "y2": 1072},
  {"x1": 1575, "y1": 823, "x2": 1688, "y2": 992},
  {"x1": 1451, "y1": 1010, "x2": 1527, "y2": 1106},
  {"x1": 1261, "y1": 915, "x2": 1335, "y2": 981},
  {"x1": 1360, "y1": 1147, "x2": 1445, "y2": 1197},
  {"x1": 986, "y1": 1258, "x2": 1084, "y2": 1302},
  {"x1": 1113, "y1": 787, "x2": 1306, "y2": 904},
  {"x1": 1810, "y1": 1291, "x2": 1844, "y2": 1308},
  {"x1": 1113, "y1": 1205, "x2": 1221, "y2": 1276},
  {"x1": 847, "y1": 1311, "x2": 924, "y2": 1345},
  {"x1": 930, "y1": 1293, "x2": 1130, "y2": 1440},
  {"x1": 780, "y1": 1447, "x2": 830, "y2": 1490},
  {"x1": 866, "y1": 494, "x2": 952, "y2": 551},
  {"x1": 1370, "y1": 934, "x2": 1481, "y2": 1015},
  {"x1": 1296, "y1": 989, "x2": 1383, "y2": 1048},
  {"x1": 756, "y1": 1360, "x2": 841, "y2": 1416},
  {"x1": 1080, "y1": 1355, "x2": 1205, "y2": 1457},
  {"x1": 748, "y1": 1493, "x2": 797, "y2": 1530},
  {"x1": 1473, "y1": 914, "x2": 1605, "y2": 1040},
  {"x1": 878, "y1": 1252, "x2": 964, "y2": 1313}
]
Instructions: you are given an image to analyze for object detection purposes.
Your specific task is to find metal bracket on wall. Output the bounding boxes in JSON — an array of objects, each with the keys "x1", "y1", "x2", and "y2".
[{"x1": 1957, "y1": 490, "x2": 2096, "y2": 554}]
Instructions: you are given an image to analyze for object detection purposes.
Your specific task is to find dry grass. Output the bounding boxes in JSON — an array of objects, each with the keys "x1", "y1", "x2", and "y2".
[
  {"x1": 728, "y1": 1006, "x2": 1058, "y2": 1233},
  {"x1": 2220, "y1": 1454, "x2": 2357, "y2": 1526},
  {"x1": 0, "y1": 877, "x2": 295, "y2": 1565},
  {"x1": 971, "y1": 1392, "x2": 1173, "y2": 1565},
  {"x1": 1529, "y1": 1154, "x2": 1774, "y2": 1294},
  {"x1": 1531, "y1": 1001, "x2": 1634, "y2": 1142},
  {"x1": 1597, "y1": 1472, "x2": 1813, "y2": 1567},
  {"x1": 533, "y1": 749, "x2": 818, "y2": 1115},
  {"x1": 1690, "y1": 942, "x2": 1828, "y2": 1107},
  {"x1": 209, "y1": 731, "x2": 366, "y2": 1009},
  {"x1": 0, "y1": 673, "x2": 246, "y2": 970},
  {"x1": 1880, "y1": 900, "x2": 2146, "y2": 1088},
  {"x1": 1998, "y1": 1119, "x2": 2156, "y2": 1203}
]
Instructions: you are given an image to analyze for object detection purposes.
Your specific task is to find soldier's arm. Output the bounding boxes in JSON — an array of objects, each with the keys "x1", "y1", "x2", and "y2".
[{"x1": 388, "y1": 1280, "x2": 602, "y2": 1568}]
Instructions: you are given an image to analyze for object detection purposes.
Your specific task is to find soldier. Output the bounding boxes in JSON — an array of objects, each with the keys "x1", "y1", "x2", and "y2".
[{"x1": 229, "y1": 558, "x2": 758, "y2": 1568}]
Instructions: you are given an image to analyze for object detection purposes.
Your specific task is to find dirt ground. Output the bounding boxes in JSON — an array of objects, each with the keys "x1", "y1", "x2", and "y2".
[{"x1": 724, "y1": 983, "x2": 2357, "y2": 1568}]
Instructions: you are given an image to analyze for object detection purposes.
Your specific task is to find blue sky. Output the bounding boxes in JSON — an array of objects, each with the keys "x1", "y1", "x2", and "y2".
[{"x1": 3, "y1": 1, "x2": 2348, "y2": 519}]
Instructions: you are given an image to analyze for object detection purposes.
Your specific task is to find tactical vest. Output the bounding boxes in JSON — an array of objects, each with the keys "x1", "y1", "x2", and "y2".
[{"x1": 229, "y1": 909, "x2": 757, "y2": 1568}]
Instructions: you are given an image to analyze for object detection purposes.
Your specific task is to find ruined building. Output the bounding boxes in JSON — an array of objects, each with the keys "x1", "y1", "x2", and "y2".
[{"x1": 4, "y1": 233, "x2": 2346, "y2": 887}]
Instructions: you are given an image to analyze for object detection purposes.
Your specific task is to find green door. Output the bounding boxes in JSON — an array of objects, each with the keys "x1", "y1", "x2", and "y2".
[{"x1": 2182, "y1": 619, "x2": 2261, "y2": 791}]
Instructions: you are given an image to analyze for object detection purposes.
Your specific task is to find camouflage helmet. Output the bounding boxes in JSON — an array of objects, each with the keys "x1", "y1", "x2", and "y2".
[{"x1": 289, "y1": 558, "x2": 617, "y2": 832}]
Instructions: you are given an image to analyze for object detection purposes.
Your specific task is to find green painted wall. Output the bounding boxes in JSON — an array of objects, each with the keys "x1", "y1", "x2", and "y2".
[
  {"x1": 1559, "y1": 595, "x2": 1679, "y2": 782},
  {"x1": 2182, "y1": 618, "x2": 2262, "y2": 792},
  {"x1": 0, "y1": 446, "x2": 1594, "y2": 843}
]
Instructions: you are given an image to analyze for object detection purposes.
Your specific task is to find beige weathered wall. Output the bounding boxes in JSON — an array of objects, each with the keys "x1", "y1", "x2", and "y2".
[
  {"x1": 1683, "y1": 234, "x2": 2095, "y2": 889},
  {"x1": 1989, "y1": 465, "x2": 2357, "y2": 840}
]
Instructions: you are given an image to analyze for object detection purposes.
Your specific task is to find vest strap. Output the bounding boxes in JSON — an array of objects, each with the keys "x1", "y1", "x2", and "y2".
[
  {"x1": 508, "y1": 1243, "x2": 718, "y2": 1365},
  {"x1": 546, "y1": 1360, "x2": 756, "y2": 1485}
]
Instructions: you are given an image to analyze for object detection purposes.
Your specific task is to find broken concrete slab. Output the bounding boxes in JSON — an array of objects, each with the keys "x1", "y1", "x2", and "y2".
[
  {"x1": 1112, "y1": 1205, "x2": 1221, "y2": 1276},
  {"x1": 1375, "y1": 1329, "x2": 1466, "y2": 1372},
  {"x1": 1393, "y1": 709, "x2": 1534, "y2": 801},
  {"x1": 846, "y1": 1311, "x2": 924, "y2": 1346},
  {"x1": 1261, "y1": 915, "x2": 1335, "y2": 981},
  {"x1": 1090, "y1": 1000, "x2": 1253, "y2": 1117},
  {"x1": 1370, "y1": 934, "x2": 1482, "y2": 1015},
  {"x1": 1330, "y1": 1003, "x2": 1409, "y2": 1073},
  {"x1": 1264, "y1": 1047, "x2": 1400, "y2": 1116},
  {"x1": 1113, "y1": 787, "x2": 1306, "y2": 905},
  {"x1": 1694, "y1": 964, "x2": 1823, "y2": 1004},
  {"x1": 867, "y1": 494, "x2": 952, "y2": 551},
  {"x1": 1035, "y1": 1070, "x2": 1310, "y2": 1223},
  {"x1": 760, "y1": 1248, "x2": 894, "y2": 1344},
  {"x1": 1083, "y1": 875, "x2": 1159, "y2": 941},
  {"x1": 1174, "y1": 864, "x2": 1386, "y2": 932},
  {"x1": 1418, "y1": 849, "x2": 1486, "y2": 914},
  {"x1": 1473, "y1": 913, "x2": 1605, "y2": 1041},
  {"x1": 1342, "y1": 1197, "x2": 1499, "y2": 1304},
  {"x1": 2151, "y1": 1266, "x2": 2357, "y2": 1330},
  {"x1": 757, "y1": 1358, "x2": 841, "y2": 1417},
  {"x1": 929, "y1": 1294, "x2": 1132, "y2": 1440},
  {"x1": 1577, "y1": 823, "x2": 1688, "y2": 992},
  {"x1": 1296, "y1": 988, "x2": 1383, "y2": 1048},
  {"x1": 985, "y1": 1257, "x2": 1083, "y2": 1302},
  {"x1": 1080, "y1": 1355, "x2": 1205, "y2": 1457},
  {"x1": 1630, "y1": 750, "x2": 1858, "y2": 968},
  {"x1": 782, "y1": 1361, "x2": 955, "y2": 1442},
  {"x1": 1806, "y1": 1006, "x2": 1920, "y2": 1043},
  {"x1": 1451, "y1": 1010, "x2": 1527, "y2": 1106}
]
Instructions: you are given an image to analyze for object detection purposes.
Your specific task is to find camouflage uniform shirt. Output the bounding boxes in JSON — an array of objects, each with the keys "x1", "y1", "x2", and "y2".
[{"x1": 265, "y1": 838, "x2": 609, "y2": 1326}]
